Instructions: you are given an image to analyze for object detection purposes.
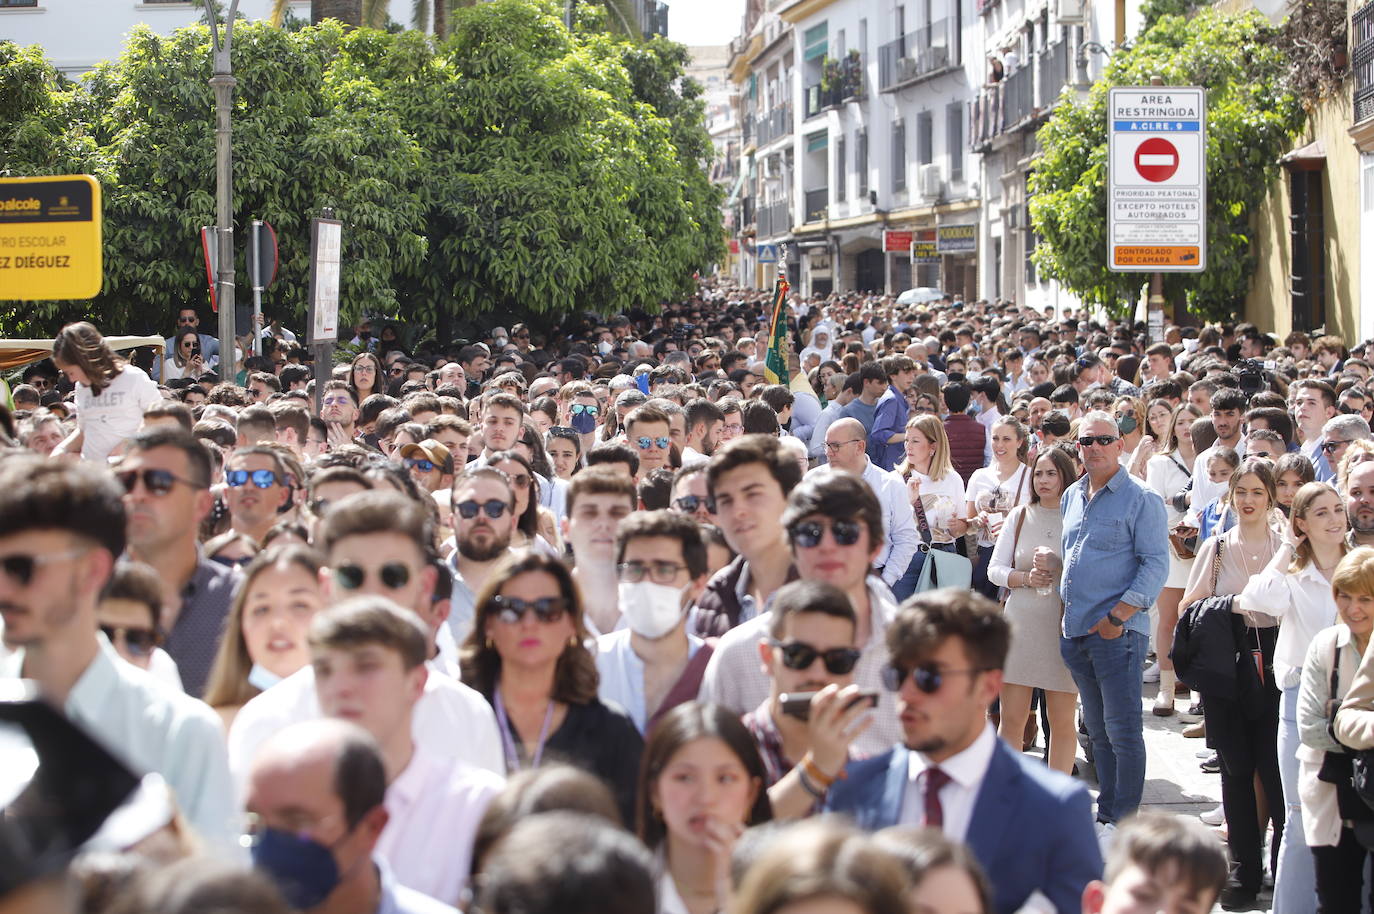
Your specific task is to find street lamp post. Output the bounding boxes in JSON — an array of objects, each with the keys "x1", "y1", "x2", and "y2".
[{"x1": 208, "y1": 0, "x2": 242, "y2": 382}]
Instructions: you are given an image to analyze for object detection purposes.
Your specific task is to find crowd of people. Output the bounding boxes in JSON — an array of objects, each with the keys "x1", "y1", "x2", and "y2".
[{"x1": 11, "y1": 284, "x2": 1374, "y2": 914}]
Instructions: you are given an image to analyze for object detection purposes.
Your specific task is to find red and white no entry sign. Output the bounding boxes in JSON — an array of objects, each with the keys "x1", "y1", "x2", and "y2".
[{"x1": 1134, "y1": 137, "x2": 1179, "y2": 182}]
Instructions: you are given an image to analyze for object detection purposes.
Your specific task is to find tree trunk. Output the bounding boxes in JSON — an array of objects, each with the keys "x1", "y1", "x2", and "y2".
[
  {"x1": 312, "y1": 0, "x2": 361, "y2": 26},
  {"x1": 434, "y1": 0, "x2": 447, "y2": 39}
]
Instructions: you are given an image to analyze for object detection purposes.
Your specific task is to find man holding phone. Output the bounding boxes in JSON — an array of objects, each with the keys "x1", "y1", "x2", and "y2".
[{"x1": 744, "y1": 579, "x2": 874, "y2": 819}]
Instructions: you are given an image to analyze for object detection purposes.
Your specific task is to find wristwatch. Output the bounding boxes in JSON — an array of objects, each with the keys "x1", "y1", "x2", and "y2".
[{"x1": 1105, "y1": 613, "x2": 1125, "y2": 628}]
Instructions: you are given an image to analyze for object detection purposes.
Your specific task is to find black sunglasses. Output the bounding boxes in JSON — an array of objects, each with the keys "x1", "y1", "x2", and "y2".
[
  {"x1": 117, "y1": 468, "x2": 203, "y2": 496},
  {"x1": 333, "y1": 562, "x2": 411, "y2": 591},
  {"x1": 881, "y1": 663, "x2": 987, "y2": 694},
  {"x1": 491, "y1": 595, "x2": 567, "y2": 625},
  {"x1": 226, "y1": 469, "x2": 280, "y2": 489},
  {"x1": 789, "y1": 519, "x2": 863, "y2": 548},
  {"x1": 673, "y1": 494, "x2": 716, "y2": 514},
  {"x1": 455, "y1": 499, "x2": 510, "y2": 520},
  {"x1": 0, "y1": 547, "x2": 88, "y2": 587},
  {"x1": 1077, "y1": 435, "x2": 1119, "y2": 448},
  {"x1": 1321, "y1": 440, "x2": 1352, "y2": 454},
  {"x1": 770, "y1": 639, "x2": 862, "y2": 675},
  {"x1": 548, "y1": 426, "x2": 580, "y2": 439},
  {"x1": 101, "y1": 624, "x2": 160, "y2": 657}
]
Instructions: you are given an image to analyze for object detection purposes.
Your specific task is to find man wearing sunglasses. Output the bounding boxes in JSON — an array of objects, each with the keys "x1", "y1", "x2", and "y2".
[
  {"x1": 1313, "y1": 413, "x2": 1371, "y2": 485},
  {"x1": 819, "y1": 418, "x2": 919, "y2": 591},
  {"x1": 1061, "y1": 411, "x2": 1168, "y2": 837},
  {"x1": 120, "y1": 426, "x2": 240, "y2": 698},
  {"x1": 224, "y1": 447, "x2": 292, "y2": 548},
  {"x1": 399, "y1": 439, "x2": 454, "y2": 494},
  {"x1": 0, "y1": 457, "x2": 237, "y2": 851},
  {"x1": 228, "y1": 489, "x2": 503, "y2": 793},
  {"x1": 825, "y1": 590, "x2": 1101, "y2": 914},
  {"x1": 669, "y1": 464, "x2": 717, "y2": 524},
  {"x1": 309, "y1": 598, "x2": 504, "y2": 905},
  {"x1": 446, "y1": 468, "x2": 521, "y2": 645},
  {"x1": 564, "y1": 469, "x2": 638, "y2": 636},
  {"x1": 624, "y1": 404, "x2": 673, "y2": 482},
  {"x1": 595, "y1": 511, "x2": 711, "y2": 734},
  {"x1": 701, "y1": 472, "x2": 902, "y2": 757}
]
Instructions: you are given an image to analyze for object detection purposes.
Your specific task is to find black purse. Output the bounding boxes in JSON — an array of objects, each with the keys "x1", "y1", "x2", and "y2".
[{"x1": 1320, "y1": 641, "x2": 1374, "y2": 830}]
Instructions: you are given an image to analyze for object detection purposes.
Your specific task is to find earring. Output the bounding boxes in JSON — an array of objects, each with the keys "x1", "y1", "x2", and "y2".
[
  {"x1": 568, "y1": 636, "x2": 579, "y2": 648},
  {"x1": 485, "y1": 638, "x2": 494, "y2": 649}
]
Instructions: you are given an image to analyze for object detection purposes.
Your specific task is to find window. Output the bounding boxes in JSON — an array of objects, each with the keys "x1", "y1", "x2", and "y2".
[
  {"x1": 0, "y1": 0, "x2": 40, "y2": 6},
  {"x1": 917, "y1": 111, "x2": 933, "y2": 166},
  {"x1": 806, "y1": 130, "x2": 829, "y2": 153},
  {"x1": 859, "y1": 18, "x2": 868, "y2": 56},
  {"x1": 947, "y1": 103, "x2": 963, "y2": 182},
  {"x1": 836, "y1": 135, "x2": 847, "y2": 202},
  {"x1": 892, "y1": 122, "x2": 907, "y2": 192},
  {"x1": 857, "y1": 129, "x2": 869, "y2": 197},
  {"x1": 804, "y1": 23, "x2": 829, "y2": 61}
]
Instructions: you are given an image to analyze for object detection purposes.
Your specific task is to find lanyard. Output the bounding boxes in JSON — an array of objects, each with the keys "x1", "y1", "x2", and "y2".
[{"x1": 493, "y1": 686, "x2": 556, "y2": 772}]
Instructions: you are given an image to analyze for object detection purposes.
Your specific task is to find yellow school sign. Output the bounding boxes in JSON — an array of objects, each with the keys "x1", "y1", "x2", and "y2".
[{"x1": 0, "y1": 175, "x2": 103, "y2": 300}]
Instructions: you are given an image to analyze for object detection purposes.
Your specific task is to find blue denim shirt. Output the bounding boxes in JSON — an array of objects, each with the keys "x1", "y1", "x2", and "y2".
[{"x1": 1060, "y1": 465, "x2": 1169, "y2": 638}]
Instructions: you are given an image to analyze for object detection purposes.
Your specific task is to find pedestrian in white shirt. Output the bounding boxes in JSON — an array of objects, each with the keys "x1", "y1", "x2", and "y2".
[
  {"x1": 1187, "y1": 388, "x2": 1248, "y2": 522},
  {"x1": 962, "y1": 417, "x2": 1032, "y2": 601},
  {"x1": 51, "y1": 321, "x2": 163, "y2": 463},
  {"x1": 311, "y1": 598, "x2": 503, "y2": 906},
  {"x1": 564, "y1": 469, "x2": 637, "y2": 636}
]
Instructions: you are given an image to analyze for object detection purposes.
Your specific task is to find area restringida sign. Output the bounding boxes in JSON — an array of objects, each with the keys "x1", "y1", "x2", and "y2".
[
  {"x1": 0, "y1": 175, "x2": 103, "y2": 299},
  {"x1": 1107, "y1": 87, "x2": 1206, "y2": 273}
]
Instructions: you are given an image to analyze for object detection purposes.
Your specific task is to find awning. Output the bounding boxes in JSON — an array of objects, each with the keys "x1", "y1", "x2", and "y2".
[
  {"x1": 0, "y1": 335, "x2": 163, "y2": 372},
  {"x1": 1280, "y1": 140, "x2": 1326, "y2": 171}
]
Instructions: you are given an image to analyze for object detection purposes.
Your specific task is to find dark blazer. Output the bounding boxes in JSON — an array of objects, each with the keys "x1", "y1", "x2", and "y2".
[{"x1": 825, "y1": 738, "x2": 1102, "y2": 914}]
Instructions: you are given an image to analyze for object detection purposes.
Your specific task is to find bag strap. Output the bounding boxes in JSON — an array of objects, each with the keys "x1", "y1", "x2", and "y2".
[
  {"x1": 1331, "y1": 638, "x2": 1342, "y2": 705},
  {"x1": 911, "y1": 482, "x2": 933, "y2": 545},
  {"x1": 1211, "y1": 537, "x2": 1224, "y2": 595},
  {"x1": 1009, "y1": 506, "x2": 1028, "y2": 560},
  {"x1": 1012, "y1": 465, "x2": 1028, "y2": 505}
]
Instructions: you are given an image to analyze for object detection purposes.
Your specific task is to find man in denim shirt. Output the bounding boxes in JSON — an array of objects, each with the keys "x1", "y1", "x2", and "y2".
[{"x1": 1060, "y1": 411, "x2": 1168, "y2": 838}]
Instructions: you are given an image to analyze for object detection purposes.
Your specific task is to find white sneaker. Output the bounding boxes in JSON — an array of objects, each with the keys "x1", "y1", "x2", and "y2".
[
  {"x1": 1143, "y1": 662, "x2": 1161, "y2": 683},
  {"x1": 1095, "y1": 821, "x2": 1117, "y2": 856},
  {"x1": 1200, "y1": 804, "x2": 1224, "y2": 826}
]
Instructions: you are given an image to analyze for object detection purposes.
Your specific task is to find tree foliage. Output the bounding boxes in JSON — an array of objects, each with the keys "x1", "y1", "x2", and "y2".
[
  {"x1": 0, "y1": 0, "x2": 721, "y2": 337},
  {"x1": 1028, "y1": 9, "x2": 1304, "y2": 321}
]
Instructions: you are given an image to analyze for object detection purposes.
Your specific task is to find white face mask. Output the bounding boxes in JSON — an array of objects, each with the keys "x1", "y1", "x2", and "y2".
[
  {"x1": 618, "y1": 580, "x2": 688, "y2": 640},
  {"x1": 598, "y1": 341, "x2": 613, "y2": 356}
]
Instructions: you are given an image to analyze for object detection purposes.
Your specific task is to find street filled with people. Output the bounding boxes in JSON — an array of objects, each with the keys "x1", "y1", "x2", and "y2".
[{"x1": 13, "y1": 284, "x2": 1374, "y2": 914}]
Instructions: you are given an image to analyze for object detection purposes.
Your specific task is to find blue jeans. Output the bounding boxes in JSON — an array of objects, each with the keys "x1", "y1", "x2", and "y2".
[
  {"x1": 1273, "y1": 683, "x2": 1316, "y2": 913},
  {"x1": 1061, "y1": 629, "x2": 1147, "y2": 823}
]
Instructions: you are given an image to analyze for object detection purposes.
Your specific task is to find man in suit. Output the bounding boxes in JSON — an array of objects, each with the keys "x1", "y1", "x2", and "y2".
[{"x1": 825, "y1": 588, "x2": 1101, "y2": 914}]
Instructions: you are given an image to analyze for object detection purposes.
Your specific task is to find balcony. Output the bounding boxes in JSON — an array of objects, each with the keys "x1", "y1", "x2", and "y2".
[
  {"x1": 757, "y1": 105, "x2": 793, "y2": 146},
  {"x1": 968, "y1": 41, "x2": 1071, "y2": 148},
  {"x1": 969, "y1": 85, "x2": 1003, "y2": 151},
  {"x1": 803, "y1": 55, "x2": 866, "y2": 118},
  {"x1": 1037, "y1": 39, "x2": 1070, "y2": 109},
  {"x1": 1356, "y1": 4, "x2": 1374, "y2": 125},
  {"x1": 803, "y1": 187, "x2": 829, "y2": 223},
  {"x1": 878, "y1": 19, "x2": 961, "y2": 92},
  {"x1": 1003, "y1": 63, "x2": 1034, "y2": 126},
  {"x1": 758, "y1": 199, "x2": 792, "y2": 237}
]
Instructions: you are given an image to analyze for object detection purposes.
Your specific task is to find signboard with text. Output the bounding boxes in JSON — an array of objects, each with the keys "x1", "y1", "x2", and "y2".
[
  {"x1": 307, "y1": 218, "x2": 342, "y2": 345},
  {"x1": 1108, "y1": 87, "x2": 1207, "y2": 272},
  {"x1": 910, "y1": 230, "x2": 940, "y2": 264},
  {"x1": 937, "y1": 224, "x2": 977, "y2": 254},
  {"x1": 0, "y1": 175, "x2": 102, "y2": 299},
  {"x1": 884, "y1": 230, "x2": 914, "y2": 253}
]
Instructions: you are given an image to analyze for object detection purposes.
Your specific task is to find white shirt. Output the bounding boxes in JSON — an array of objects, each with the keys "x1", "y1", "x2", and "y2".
[
  {"x1": 976, "y1": 405, "x2": 1002, "y2": 466},
  {"x1": 1188, "y1": 438, "x2": 1247, "y2": 523},
  {"x1": 680, "y1": 445, "x2": 709, "y2": 468},
  {"x1": 378, "y1": 748, "x2": 504, "y2": 905},
  {"x1": 697, "y1": 578, "x2": 903, "y2": 757},
  {"x1": 1145, "y1": 450, "x2": 1193, "y2": 526},
  {"x1": 596, "y1": 629, "x2": 705, "y2": 733},
  {"x1": 965, "y1": 464, "x2": 1031, "y2": 547},
  {"x1": 900, "y1": 723, "x2": 998, "y2": 842},
  {"x1": 227, "y1": 662, "x2": 504, "y2": 794},
  {"x1": 808, "y1": 400, "x2": 847, "y2": 460},
  {"x1": 148, "y1": 646, "x2": 185, "y2": 691},
  {"x1": 4, "y1": 641, "x2": 238, "y2": 852},
  {"x1": 75, "y1": 365, "x2": 162, "y2": 462},
  {"x1": 908, "y1": 468, "x2": 967, "y2": 545},
  {"x1": 1242, "y1": 551, "x2": 1338, "y2": 689}
]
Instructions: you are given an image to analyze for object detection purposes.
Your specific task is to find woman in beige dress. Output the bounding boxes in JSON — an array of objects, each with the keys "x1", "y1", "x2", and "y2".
[{"x1": 987, "y1": 446, "x2": 1080, "y2": 773}]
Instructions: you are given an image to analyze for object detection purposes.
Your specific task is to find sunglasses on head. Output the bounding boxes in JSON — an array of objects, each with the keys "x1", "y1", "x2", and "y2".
[
  {"x1": 881, "y1": 663, "x2": 987, "y2": 694},
  {"x1": 570, "y1": 403, "x2": 599, "y2": 416},
  {"x1": 673, "y1": 494, "x2": 716, "y2": 514},
  {"x1": 1077, "y1": 435, "x2": 1119, "y2": 448},
  {"x1": 491, "y1": 595, "x2": 567, "y2": 625},
  {"x1": 548, "y1": 426, "x2": 580, "y2": 439},
  {"x1": 226, "y1": 469, "x2": 280, "y2": 489},
  {"x1": 789, "y1": 519, "x2": 863, "y2": 548},
  {"x1": 404, "y1": 458, "x2": 436, "y2": 473},
  {"x1": 770, "y1": 639, "x2": 862, "y2": 675},
  {"x1": 117, "y1": 467, "x2": 202, "y2": 496},
  {"x1": 0, "y1": 547, "x2": 88, "y2": 587},
  {"x1": 101, "y1": 624, "x2": 160, "y2": 656},
  {"x1": 455, "y1": 499, "x2": 510, "y2": 520},
  {"x1": 333, "y1": 562, "x2": 412, "y2": 591}
]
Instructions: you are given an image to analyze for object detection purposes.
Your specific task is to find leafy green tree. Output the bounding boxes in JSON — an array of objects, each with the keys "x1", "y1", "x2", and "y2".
[{"x1": 1028, "y1": 9, "x2": 1304, "y2": 320}]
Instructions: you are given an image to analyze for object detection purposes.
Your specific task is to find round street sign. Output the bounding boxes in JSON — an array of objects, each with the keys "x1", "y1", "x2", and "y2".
[{"x1": 1134, "y1": 137, "x2": 1180, "y2": 183}]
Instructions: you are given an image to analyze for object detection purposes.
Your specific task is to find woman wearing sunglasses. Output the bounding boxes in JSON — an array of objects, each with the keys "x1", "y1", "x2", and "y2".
[
  {"x1": 203, "y1": 544, "x2": 325, "y2": 731},
  {"x1": 488, "y1": 450, "x2": 561, "y2": 559},
  {"x1": 986, "y1": 446, "x2": 1079, "y2": 773},
  {"x1": 460, "y1": 551, "x2": 643, "y2": 824},
  {"x1": 637, "y1": 702, "x2": 772, "y2": 914},
  {"x1": 1178, "y1": 457, "x2": 1285, "y2": 909},
  {"x1": 98, "y1": 561, "x2": 183, "y2": 690},
  {"x1": 51, "y1": 321, "x2": 162, "y2": 462},
  {"x1": 162, "y1": 327, "x2": 204, "y2": 384}
]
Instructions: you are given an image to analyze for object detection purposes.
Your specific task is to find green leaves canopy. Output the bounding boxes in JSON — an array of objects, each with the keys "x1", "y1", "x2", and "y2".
[
  {"x1": 1028, "y1": 9, "x2": 1304, "y2": 321},
  {"x1": 0, "y1": 0, "x2": 722, "y2": 337}
]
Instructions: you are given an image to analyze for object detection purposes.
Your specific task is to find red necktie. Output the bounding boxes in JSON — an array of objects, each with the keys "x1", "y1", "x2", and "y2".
[{"x1": 923, "y1": 767, "x2": 951, "y2": 829}]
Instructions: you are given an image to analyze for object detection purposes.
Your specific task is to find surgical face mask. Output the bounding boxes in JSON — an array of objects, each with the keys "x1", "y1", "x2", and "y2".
[
  {"x1": 570, "y1": 410, "x2": 598, "y2": 435},
  {"x1": 251, "y1": 827, "x2": 342, "y2": 909},
  {"x1": 1116, "y1": 414, "x2": 1138, "y2": 436},
  {"x1": 494, "y1": 336, "x2": 508, "y2": 348},
  {"x1": 248, "y1": 663, "x2": 283, "y2": 692},
  {"x1": 598, "y1": 340, "x2": 613, "y2": 356},
  {"x1": 618, "y1": 581, "x2": 687, "y2": 639},
  {"x1": 967, "y1": 402, "x2": 982, "y2": 417}
]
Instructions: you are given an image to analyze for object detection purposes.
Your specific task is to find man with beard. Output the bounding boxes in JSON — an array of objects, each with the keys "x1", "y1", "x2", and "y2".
[
  {"x1": 319, "y1": 379, "x2": 362, "y2": 450},
  {"x1": 446, "y1": 467, "x2": 519, "y2": 645},
  {"x1": 119, "y1": 426, "x2": 239, "y2": 697},
  {"x1": 1347, "y1": 461, "x2": 1374, "y2": 548},
  {"x1": 680, "y1": 398, "x2": 724, "y2": 468}
]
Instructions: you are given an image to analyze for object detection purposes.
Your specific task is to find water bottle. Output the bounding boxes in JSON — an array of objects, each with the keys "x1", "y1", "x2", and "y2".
[{"x1": 1033, "y1": 547, "x2": 1061, "y2": 597}]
